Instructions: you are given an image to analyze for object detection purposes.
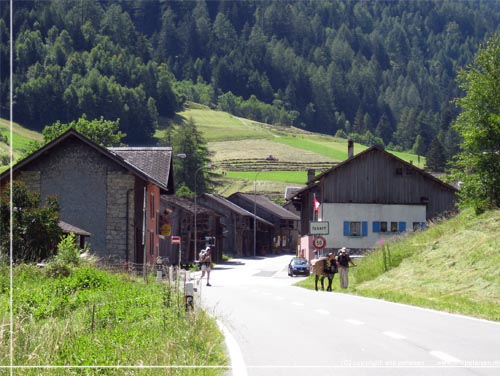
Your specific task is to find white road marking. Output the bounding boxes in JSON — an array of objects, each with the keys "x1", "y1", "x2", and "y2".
[
  {"x1": 216, "y1": 320, "x2": 248, "y2": 376},
  {"x1": 383, "y1": 331, "x2": 407, "y2": 340},
  {"x1": 291, "y1": 301, "x2": 304, "y2": 306},
  {"x1": 314, "y1": 309, "x2": 330, "y2": 315},
  {"x1": 344, "y1": 318, "x2": 364, "y2": 325},
  {"x1": 429, "y1": 351, "x2": 461, "y2": 363},
  {"x1": 275, "y1": 296, "x2": 285, "y2": 301}
]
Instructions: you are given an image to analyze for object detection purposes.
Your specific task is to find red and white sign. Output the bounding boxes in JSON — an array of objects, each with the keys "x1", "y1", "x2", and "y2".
[
  {"x1": 313, "y1": 236, "x2": 326, "y2": 249},
  {"x1": 171, "y1": 236, "x2": 181, "y2": 245}
]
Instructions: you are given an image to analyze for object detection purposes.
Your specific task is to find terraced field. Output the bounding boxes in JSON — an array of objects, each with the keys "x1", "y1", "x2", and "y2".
[{"x1": 164, "y1": 103, "x2": 425, "y2": 198}]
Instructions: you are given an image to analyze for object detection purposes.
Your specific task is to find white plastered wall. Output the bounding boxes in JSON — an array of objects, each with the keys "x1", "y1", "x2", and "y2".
[{"x1": 317, "y1": 203, "x2": 427, "y2": 251}]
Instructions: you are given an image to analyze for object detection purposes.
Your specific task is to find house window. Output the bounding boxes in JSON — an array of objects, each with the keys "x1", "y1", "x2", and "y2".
[
  {"x1": 374, "y1": 221, "x2": 407, "y2": 233},
  {"x1": 344, "y1": 221, "x2": 368, "y2": 237},
  {"x1": 390, "y1": 222, "x2": 398, "y2": 232},
  {"x1": 150, "y1": 193, "x2": 155, "y2": 218},
  {"x1": 380, "y1": 221, "x2": 388, "y2": 232},
  {"x1": 149, "y1": 231, "x2": 154, "y2": 256},
  {"x1": 350, "y1": 222, "x2": 360, "y2": 236},
  {"x1": 395, "y1": 168, "x2": 403, "y2": 176}
]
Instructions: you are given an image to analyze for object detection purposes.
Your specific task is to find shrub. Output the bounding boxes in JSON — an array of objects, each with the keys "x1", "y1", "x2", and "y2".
[{"x1": 55, "y1": 233, "x2": 81, "y2": 266}]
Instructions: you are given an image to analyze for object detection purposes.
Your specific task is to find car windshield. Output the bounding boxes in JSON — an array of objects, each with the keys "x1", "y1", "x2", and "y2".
[{"x1": 292, "y1": 258, "x2": 308, "y2": 265}]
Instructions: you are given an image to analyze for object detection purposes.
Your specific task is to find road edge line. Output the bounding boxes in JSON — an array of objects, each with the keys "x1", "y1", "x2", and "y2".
[{"x1": 216, "y1": 319, "x2": 248, "y2": 376}]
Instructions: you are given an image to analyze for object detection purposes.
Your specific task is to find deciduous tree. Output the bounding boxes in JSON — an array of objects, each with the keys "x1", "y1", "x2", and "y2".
[
  {"x1": 452, "y1": 35, "x2": 500, "y2": 212},
  {"x1": 0, "y1": 182, "x2": 62, "y2": 263}
]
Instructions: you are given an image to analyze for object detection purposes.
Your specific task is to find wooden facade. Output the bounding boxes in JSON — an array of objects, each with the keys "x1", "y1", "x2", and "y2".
[
  {"x1": 228, "y1": 193, "x2": 300, "y2": 255},
  {"x1": 291, "y1": 144, "x2": 458, "y2": 254},
  {"x1": 198, "y1": 193, "x2": 274, "y2": 257},
  {"x1": 160, "y1": 195, "x2": 221, "y2": 265}
]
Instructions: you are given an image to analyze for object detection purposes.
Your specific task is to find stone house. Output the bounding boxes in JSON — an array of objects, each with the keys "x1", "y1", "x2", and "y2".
[{"x1": 0, "y1": 129, "x2": 175, "y2": 267}]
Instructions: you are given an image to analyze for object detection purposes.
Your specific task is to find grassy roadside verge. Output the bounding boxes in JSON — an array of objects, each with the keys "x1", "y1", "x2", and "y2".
[
  {"x1": 0, "y1": 264, "x2": 228, "y2": 374},
  {"x1": 296, "y1": 208, "x2": 500, "y2": 322}
]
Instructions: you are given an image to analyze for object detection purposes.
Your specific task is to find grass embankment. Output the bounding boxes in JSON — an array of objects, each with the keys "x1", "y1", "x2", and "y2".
[
  {"x1": 296, "y1": 208, "x2": 500, "y2": 321},
  {"x1": 0, "y1": 264, "x2": 228, "y2": 375},
  {"x1": 0, "y1": 118, "x2": 42, "y2": 157}
]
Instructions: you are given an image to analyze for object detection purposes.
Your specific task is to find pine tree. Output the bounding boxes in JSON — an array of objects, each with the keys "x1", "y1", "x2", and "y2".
[
  {"x1": 170, "y1": 118, "x2": 212, "y2": 193},
  {"x1": 425, "y1": 137, "x2": 446, "y2": 172}
]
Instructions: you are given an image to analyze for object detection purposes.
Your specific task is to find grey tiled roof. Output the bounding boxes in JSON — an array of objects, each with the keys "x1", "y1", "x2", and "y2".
[
  {"x1": 233, "y1": 193, "x2": 300, "y2": 220},
  {"x1": 284, "y1": 186, "x2": 303, "y2": 201},
  {"x1": 202, "y1": 193, "x2": 274, "y2": 226},
  {"x1": 58, "y1": 220, "x2": 91, "y2": 236},
  {"x1": 161, "y1": 195, "x2": 218, "y2": 216},
  {"x1": 108, "y1": 147, "x2": 172, "y2": 187}
]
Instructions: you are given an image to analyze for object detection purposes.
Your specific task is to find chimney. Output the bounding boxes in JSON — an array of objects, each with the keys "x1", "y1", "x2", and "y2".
[
  {"x1": 348, "y1": 139, "x2": 354, "y2": 159},
  {"x1": 307, "y1": 169, "x2": 315, "y2": 183}
]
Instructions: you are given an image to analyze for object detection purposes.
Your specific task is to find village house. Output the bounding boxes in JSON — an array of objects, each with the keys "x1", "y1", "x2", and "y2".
[
  {"x1": 0, "y1": 129, "x2": 175, "y2": 268},
  {"x1": 159, "y1": 194, "x2": 221, "y2": 265},
  {"x1": 289, "y1": 140, "x2": 458, "y2": 260},
  {"x1": 228, "y1": 192, "x2": 300, "y2": 255},
  {"x1": 198, "y1": 193, "x2": 274, "y2": 257}
]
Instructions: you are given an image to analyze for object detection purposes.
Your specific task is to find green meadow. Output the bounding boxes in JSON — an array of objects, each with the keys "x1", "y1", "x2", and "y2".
[{"x1": 296, "y1": 208, "x2": 500, "y2": 322}]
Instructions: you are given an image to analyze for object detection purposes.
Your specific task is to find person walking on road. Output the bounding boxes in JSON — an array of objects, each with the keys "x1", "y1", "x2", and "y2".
[
  {"x1": 337, "y1": 247, "x2": 356, "y2": 289},
  {"x1": 198, "y1": 246, "x2": 212, "y2": 286}
]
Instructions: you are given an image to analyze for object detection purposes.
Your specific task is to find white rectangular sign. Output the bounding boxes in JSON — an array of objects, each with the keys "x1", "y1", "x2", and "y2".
[{"x1": 310, "y1": 221, "x2": 329, "y2": 235}]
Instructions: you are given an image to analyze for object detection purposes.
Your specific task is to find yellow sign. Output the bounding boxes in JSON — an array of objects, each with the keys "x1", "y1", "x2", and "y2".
[{"x1": 161, "y1": 224, "x2": 172, "y2": 237}]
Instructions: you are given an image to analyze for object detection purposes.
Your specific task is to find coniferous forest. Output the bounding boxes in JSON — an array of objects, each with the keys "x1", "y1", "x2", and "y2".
[{"x1": 1, "y1": 0, "x2": 500, "y2": 159}]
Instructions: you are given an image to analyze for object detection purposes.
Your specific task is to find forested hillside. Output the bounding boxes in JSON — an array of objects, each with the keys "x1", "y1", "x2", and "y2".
[{"x1": 2, "y1": 0, "x2": 500, "y2": 161}]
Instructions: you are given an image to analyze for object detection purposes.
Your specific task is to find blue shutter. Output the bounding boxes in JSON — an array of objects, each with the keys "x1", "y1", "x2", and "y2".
[
  {"x1": 343, "y1": 221, "x2": 350, "y2": 236},
  {"x1": 398, "y1": 221, "x2": 407, "y2": 233},
  {"x1": 362, "y1": 221, "x2": 368, "y2": 236},
  {"x1": 420, "y1": 222, "x2": 427, "y2": 230},
  {"x1": 372, "y1": 221, "x2": 380, "y2": 233}
]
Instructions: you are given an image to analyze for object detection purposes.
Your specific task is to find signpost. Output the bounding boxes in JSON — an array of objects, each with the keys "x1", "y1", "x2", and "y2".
[
  {"x1": 310, "y1": 221, "x2": 329, "y2": 235},
  {"x1": 313, "y1": 236, "x2": 326, "y2": 250},
  {"x1": 172, "y1": 236, "x2": 181, "y2": 267},
  {"x1": 160, "y1": 224, "x2": 172, "y2": 237}
]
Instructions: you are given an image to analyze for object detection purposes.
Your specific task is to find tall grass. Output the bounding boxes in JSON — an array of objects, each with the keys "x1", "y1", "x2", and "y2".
[
  {"x1": 296, "y1": 208, "x2": 500, "y2": 321},
  {"x1": 0, "y1": 264, "x2": 228, "y2": 375}
]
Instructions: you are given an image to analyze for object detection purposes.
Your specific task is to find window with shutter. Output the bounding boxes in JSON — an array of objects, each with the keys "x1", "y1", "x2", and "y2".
[
  {"x1": 343, "y1": 221, "x2": 350, "y2": 236},
  {"x1": 398, "y1": 222, "x2": 407, "y2": 233}
]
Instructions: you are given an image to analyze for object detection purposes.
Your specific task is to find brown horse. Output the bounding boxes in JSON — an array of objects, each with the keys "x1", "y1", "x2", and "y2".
[{"x1": 310, "y1": 254, "x2": 337, "y2": 291}]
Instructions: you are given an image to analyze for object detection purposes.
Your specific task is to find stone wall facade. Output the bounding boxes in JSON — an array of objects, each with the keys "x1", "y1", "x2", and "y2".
[
  {"x1": 106, "y1": 172, "x2": 135, "y2": 261},
  {"x1": 15, "y1": 138, "x2": 137, "y2": 261}
]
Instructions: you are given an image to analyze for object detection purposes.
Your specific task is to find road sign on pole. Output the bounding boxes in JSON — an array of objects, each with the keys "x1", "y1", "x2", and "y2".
[
  {"x1": 171, "y1": 236, "x2": 181, "y2": 245},
  {"x1": 310, "y1": 221, "x2": 329, "y2": 235},
  {"x1": 313, "y1": 236, "x2": 326, "y2": 249}
]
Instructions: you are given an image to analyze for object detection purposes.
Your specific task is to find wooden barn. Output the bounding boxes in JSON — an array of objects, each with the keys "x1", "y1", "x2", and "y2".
[
  {"x1": 289, "y1": 140, "x2": 458, "y2": 258},
  {"x1": 198, "y1": 193, "x2": 274, "y2": 257},
  {"x1": 159, "y1": 195, "x2": 222, "y2": 265},
  {"x1": 228, "y1": 193, "x2": 300, "y2": 255}
]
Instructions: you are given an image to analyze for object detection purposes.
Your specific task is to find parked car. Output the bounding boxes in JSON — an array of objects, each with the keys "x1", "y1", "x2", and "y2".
[{"x1": 288, "y1": 257, "x2": 310, "y2": 277}]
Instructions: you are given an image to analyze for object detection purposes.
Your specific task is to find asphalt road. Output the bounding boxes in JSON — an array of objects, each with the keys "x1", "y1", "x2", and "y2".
[{"x1": 197, "y1": 255, "x2": 500, "y2": 376}]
